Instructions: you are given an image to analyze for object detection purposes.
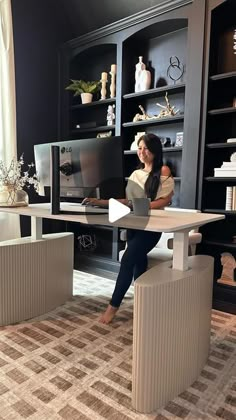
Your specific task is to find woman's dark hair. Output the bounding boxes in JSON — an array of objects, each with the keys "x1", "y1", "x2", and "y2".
[{"x1": 137, "y1": 133, "x2": 163, "y2": 201}]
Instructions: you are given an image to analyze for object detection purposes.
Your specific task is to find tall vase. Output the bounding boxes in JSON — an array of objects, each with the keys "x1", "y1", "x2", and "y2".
[
  {"x1": 139, "y1": 69, "x2": 151, "y2": 91},
  {"x1": 135, "y1": 56, "x2": 151, "y2": 92},
  {"x1": 135, "y1": 56, "x2": 146, "y2": 92},
  {"x1": 0, "y1": 186, "x2": 29, "y2": 207}
]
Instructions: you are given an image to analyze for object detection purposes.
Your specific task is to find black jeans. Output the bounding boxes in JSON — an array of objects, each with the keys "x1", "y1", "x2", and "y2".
[{"x1": 110, "y1": 229, "x2": 162, "y2": 307}]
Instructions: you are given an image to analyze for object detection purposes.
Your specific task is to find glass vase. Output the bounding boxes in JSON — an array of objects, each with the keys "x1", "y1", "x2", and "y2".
[{"x1": 0, "y1": 186, "x2": 29, "y2": 207}]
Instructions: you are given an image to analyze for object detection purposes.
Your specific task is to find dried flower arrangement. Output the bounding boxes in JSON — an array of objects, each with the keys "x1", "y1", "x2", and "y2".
[{"x1": 0, "y1": 154, "x2": 39, "y2": 206}]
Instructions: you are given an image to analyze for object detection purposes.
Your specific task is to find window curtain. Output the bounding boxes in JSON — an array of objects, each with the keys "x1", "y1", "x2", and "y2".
[{"x1": 0, "y1": 0, "x2": 20, "y2": 240}]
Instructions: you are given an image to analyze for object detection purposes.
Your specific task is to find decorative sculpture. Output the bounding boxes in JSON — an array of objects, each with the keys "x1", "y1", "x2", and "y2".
[
  {"x1": 96, "y1": 131, "x2": 112, "y2": 138},
  {"x1": 167, "y1": 56, "x2": 184, "y2": 84},
  {"x1": 100, "y1": 72, "x2": 108, "y2": 100},
  {"x1": 133, "y1": 93, "x2": 179, "y2": 122},
  {"x1": 217, "y1": 252, "x2": 236, "y2": 286},
  {"x1": 135, "y1": 56, "x2": 151, "y2": 92},
  {"x1": 77, "y1": 234, "x2": 97, "y2": 251},
  {"x1": 109, "y1": 64, "x2": 117, "y2": 98},
  {"x1": 156, "y1": 92, "x2": 179, "y2": 117},
  {"x1": 107, "y1": 104, "x2": 115, "y2": 126}
]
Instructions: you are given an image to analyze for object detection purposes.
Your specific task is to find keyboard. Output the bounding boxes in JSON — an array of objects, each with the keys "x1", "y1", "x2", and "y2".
[{"x1": 33, "y1": 202, "x2": 108, "y2": 214}]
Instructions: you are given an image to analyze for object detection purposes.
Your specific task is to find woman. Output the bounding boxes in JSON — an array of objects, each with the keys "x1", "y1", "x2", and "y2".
[{"x1": 84, "y1": 133, "x2": 174, "y2": 323}]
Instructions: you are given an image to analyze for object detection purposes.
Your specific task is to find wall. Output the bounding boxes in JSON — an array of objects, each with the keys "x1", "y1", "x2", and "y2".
[
  {"x1": 11, "y1": 0, "x2": 167, "y2": 234},
  {"x1": 11, "y1": 0, "x2": 74, "y2": 234},
  {"x1": 11, "y1": 0, "x2": 73, "y2": 162},
  {"x1": 11, "y1": 0, "x2": 167, "y2": 161}
]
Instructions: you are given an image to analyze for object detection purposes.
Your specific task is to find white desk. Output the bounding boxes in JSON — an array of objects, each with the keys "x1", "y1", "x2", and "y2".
[{"x1": 0, "y1": 204, "x2": 224, "y2": 413}]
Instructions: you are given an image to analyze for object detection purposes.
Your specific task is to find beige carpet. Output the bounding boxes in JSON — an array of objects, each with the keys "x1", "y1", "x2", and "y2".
[{"x1": 0, "y1": 270, "x2": 235, "y2": 420}]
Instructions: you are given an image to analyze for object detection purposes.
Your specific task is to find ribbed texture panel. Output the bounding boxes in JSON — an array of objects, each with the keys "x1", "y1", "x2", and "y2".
[
  {"x1": 132, "y1": 255, "x2": 214, "y2": 413},
  {"x1": 0, "y1": 233, "x2": 73, "y2": 325}
]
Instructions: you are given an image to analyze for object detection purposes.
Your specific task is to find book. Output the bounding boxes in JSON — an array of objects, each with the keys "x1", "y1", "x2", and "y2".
[
  {"x1": 227, "y1": 138, "x2": 236, "y2": 143},
  {"x1": 221, "y1": 161, "x2": 236, "y2": 167},
  {"x1": 214, "y1": 168, "x2": 236, "y2": 177},
  {"x1": 232, "y1": 186, "x2": 236, "y2": 211},
  {"x1": 225, "y1": 186, "x2": 232, "y2": 210}
]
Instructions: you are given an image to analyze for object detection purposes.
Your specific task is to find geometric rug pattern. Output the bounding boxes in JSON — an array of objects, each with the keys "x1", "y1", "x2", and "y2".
[{"x1": 0, "y1": 270, "x2": 235, "y2": 419}]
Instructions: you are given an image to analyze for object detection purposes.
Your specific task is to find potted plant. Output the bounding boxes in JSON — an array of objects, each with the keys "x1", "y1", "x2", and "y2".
[{"x1": 65, "y1": 79, "x2": 101, "y2": 104}]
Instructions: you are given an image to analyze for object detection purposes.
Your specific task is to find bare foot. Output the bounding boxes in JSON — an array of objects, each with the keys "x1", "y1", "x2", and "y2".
[{"x1": 99, "y1": 304, "x2": 118, "y2": 324}]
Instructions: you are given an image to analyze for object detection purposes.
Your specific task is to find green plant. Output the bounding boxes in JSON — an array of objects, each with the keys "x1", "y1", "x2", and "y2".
[{"x1": 65, "y1": 79, "x2": 101, "y2": 96}]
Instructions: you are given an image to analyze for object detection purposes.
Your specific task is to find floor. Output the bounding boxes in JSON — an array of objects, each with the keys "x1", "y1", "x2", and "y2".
[{"x1": 0, "y1": 270, "x2": 235, "y2": 419}]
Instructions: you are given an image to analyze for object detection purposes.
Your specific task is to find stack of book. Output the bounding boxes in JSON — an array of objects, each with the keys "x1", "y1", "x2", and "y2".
[
  {"x1": 225, "y1": 186, "x2": 236, "y2": 210},
  {"x1": 214, "y1": 161, "x2": 236, "y2": 177}
]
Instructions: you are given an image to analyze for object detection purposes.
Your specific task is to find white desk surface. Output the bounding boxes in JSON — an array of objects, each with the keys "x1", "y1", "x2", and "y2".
[{"x1": 0, "y1": 203, "x2": 225, "y2": 233}]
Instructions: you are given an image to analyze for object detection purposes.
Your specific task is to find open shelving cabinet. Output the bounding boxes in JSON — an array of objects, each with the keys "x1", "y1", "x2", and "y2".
[
  {"x1": 197, "y1": 0, "x2": 236, "y2": 313},
  {"x1": 58, "y1": 0, "x2": 205, "y2": 271}
]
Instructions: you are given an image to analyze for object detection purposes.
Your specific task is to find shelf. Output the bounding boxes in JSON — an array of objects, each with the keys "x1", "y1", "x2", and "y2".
[
  {"x1": 208, "y1": 107, "x2": 236, "y2": 116},
  {"x1": 203, "y1": 239, "x2": 236, "y2": 249},
  {"x1": 123, "y1": 115, "x2": 184, "y2": 128},
  {"x1": 203, "y1": 209, "x2": 236, "y2": 215},
  {"x1": 123, "y1": 83, "x2": 185, "y2": 100},
  {"x1": 210, "y1": 71, "x2": 236, "y2": 81},
  {"x1": 206, "y1": 142, "x2": 236, "y2": 149},
  {"x1": 124, "y1": 146, "x2": 182, "y2": 155},
  {"x1": 70, "y1": 125, "x2": 115, "y2": 134},
  {"x1": 71, "y1": 97, "x2": 116, "y2": 110},
  {"x1": 205, "y1": 177, "x2": 236, "y2": 182}
]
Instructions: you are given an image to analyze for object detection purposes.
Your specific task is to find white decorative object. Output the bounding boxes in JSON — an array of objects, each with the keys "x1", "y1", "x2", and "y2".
[
  {"x1": 135, "y1": 56, "x2": 151, "y2": 92},
  {"x1": 100, "y1": 72, "x2": 108, "y2": 100},
  {"x1": 175, "y1": 132, "x2": 184, "y2": 147},
  {"x1": 109, "y1": 64, "x2": 117, "y2": 98},
  {"x1": 107, "y1": 104, "x2": 115, "y2": 126},
  {"x1": 217, "y1": 252, "x2": 236, "y2": 286},
  {"x1": 130, "y1": 131, "x2": 146, "y2": 150}
]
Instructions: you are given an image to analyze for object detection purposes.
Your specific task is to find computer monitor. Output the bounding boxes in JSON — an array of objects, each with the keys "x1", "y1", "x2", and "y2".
[{"x1": 34, "y1": 136, "x2": 124, "y2": 200}]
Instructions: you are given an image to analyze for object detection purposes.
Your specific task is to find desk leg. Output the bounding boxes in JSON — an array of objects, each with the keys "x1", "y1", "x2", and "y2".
[
  {"x1": 132, "y1": 255, "x2": 214, "y2": 413},
  {"x1": 31, "y1": 216, "x2": 42, "y2": 240},
  {"x1": 172, "y1": 229, "x2": 189, "y2": 271}
]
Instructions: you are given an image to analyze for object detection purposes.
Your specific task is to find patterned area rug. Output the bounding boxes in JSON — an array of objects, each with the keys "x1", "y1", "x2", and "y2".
[{"x1": 0, "y1": 271, "x2": 235, "y2": 420}]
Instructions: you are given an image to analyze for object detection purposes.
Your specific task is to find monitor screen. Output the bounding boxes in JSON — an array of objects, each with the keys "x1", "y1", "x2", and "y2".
[{"x1": 34, "y1": 136, "x2": 124, "y2": 200}]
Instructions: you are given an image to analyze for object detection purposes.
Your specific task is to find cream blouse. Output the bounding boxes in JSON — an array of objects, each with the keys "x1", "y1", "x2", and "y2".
[{"x1": 126, "y1": 169, "x2": 174, "y2": 200}]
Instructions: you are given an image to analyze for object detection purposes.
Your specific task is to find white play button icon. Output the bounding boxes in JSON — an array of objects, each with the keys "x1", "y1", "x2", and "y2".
[{"x1": 109, "y1": 198, "x2": 130, "y2": 223}]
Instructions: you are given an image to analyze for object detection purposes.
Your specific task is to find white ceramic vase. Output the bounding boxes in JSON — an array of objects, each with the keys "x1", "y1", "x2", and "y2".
[{"x1": 135, "y1": 56, "x2": 151, "y2": 92}]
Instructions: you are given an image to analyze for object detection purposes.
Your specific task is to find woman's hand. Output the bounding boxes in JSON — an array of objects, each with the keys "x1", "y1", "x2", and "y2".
[{"x1": 81, "y1": 197, "x2": 108, "y2": 207}]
